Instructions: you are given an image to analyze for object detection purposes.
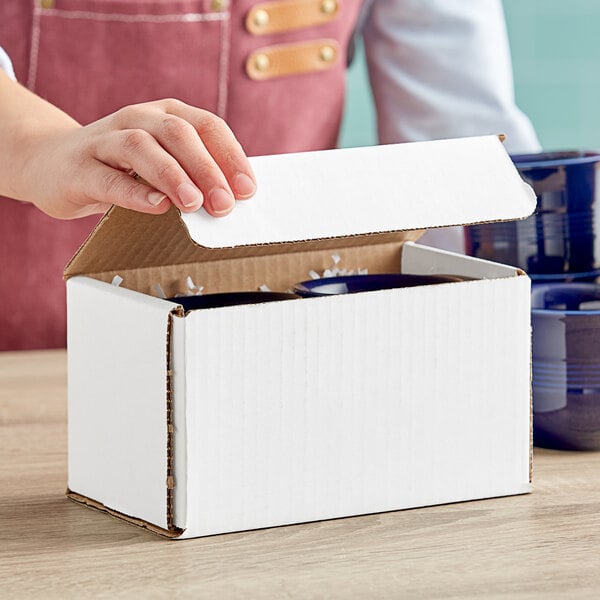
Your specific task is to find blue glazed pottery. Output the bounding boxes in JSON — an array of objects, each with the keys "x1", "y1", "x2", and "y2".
[
  {"x1": 531, "y1": 283, "x2": 600, "y2": 450},
  {"x1": 293, "y1": 273, "x2": 467, "y2": 297},
  {"x1": 169, "y1": 291, "x2": 297, "y2": 311},
  {"x1": 466, "y1": 151, "x2": 600, "y2": 281}
]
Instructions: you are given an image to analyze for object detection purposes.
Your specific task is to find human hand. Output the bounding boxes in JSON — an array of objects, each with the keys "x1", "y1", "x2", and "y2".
[{"x1": 4, "y1": 88, "x2": 256, "y2": 219}]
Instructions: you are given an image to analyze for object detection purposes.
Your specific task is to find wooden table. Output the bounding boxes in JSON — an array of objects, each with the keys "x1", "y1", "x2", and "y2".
[{"x1": 1, "y1": 350, "x2": 600, "y2": 599}]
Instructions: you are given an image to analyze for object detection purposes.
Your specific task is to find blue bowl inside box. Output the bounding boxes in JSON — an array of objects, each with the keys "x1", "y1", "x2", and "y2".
[
  {"x1": 293, "y1": 273, "x2": 467, "y2": 297},
  {"x1": 168, "y1": 291, "x2": 297, "y2": 312},
  {"x1": 531, "y1": 283, "x2": 600, "y2": 450}
]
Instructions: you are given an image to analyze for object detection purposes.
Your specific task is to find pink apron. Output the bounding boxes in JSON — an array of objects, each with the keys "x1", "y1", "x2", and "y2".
[{"x1": 0, "y1": 0, "x2": 361, "y2": 350}]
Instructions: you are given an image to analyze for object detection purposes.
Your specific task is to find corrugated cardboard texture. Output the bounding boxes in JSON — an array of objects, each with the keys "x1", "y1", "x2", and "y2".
[
  {"x1": 64, "y1": 205, "x2": 420, "y2": 280},
  {"x1": 66, "y1": 490, "x2": 182, "y2": 539},
  {"x1": 180, "y1": 273, "x2": 532, "y2": 538},
  {"x1": 75, "y1": 240, "x2": 409, "y2": 298},
  {"x1": 65, "y1": 137, "x2": 536, "y2": 279},
  {"x1": 170, "y1": 314, "x2": 187, "y2": 529}
]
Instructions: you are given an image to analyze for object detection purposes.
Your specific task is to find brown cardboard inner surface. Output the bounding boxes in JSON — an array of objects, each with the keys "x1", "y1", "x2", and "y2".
[
  {"x1": 66, "y1": 490, "x2": 183, "y2": 539},
  {"x1": 65, "y1": 205, "x2": 422, "y2": 280},
  {"x1": 85, "y1": 240, "x2": 408, "y2": 298}
]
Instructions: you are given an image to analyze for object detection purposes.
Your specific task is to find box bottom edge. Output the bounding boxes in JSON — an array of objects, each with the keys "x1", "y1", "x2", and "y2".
[{"x1": 65, "y1": 489, "x2": 184, "y2": 539}]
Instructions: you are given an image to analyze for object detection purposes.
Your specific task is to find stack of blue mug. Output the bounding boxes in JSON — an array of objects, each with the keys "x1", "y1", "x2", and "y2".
[{"x1": 465, "y1": 151, "x2": 600, "y2": 450}]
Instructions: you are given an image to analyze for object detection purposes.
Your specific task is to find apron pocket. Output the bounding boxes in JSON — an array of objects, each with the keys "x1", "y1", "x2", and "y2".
[{"x1": 30, "y1": 0, "x2": 229, "y2": 123}]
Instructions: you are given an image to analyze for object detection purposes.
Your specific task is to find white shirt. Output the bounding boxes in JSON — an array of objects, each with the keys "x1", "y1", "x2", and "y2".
[
  {"x1": 361, "y1": 0, "x2": 540, "y2": 251},
  {"x1": 363, "y1": 0, "x2": 539, "y2": 154},
  {"x1": 0, "y1": 46, "x2": 16, "y2": 80}
]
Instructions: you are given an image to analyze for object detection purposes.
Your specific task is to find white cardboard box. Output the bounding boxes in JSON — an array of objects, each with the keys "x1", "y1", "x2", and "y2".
[{"x1": 65, "y1": 136, "x2": 536, "y2": 539}]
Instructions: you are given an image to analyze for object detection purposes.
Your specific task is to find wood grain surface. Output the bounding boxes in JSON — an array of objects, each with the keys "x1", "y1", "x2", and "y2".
[{"x1": 1, "y1": 350, "x2": 600, "y2": 599}]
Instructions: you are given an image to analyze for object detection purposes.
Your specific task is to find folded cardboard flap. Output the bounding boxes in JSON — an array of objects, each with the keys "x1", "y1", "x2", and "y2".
[
  {"x1": 64, "y1": 136, "x2": 536, "y2": 283},
  {"x1": 64, "y1": 206, "x2": 420, "y2": 290},
  {"x1": 179, "y1": 136, "x2": 536, "y2": 248}
]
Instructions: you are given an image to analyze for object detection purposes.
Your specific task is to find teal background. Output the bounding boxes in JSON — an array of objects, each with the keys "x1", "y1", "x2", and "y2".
[{"x1": 339, "y1": 0, "x2": 600, "y2": 151}]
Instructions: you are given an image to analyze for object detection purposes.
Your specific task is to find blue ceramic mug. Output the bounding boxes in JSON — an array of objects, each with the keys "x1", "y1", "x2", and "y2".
[
  {"x1": 466, "y1": 151, "x2": 600, "y2": 281},
  {"x1": 168, "y1": 291, "x2": 297, "y2": 311},
  {"x1": 531, "y1": 283, "x2": 600, "y2": 450},
  {"x1": 294, "y1": 273, "x2": 468, "y2": 297}
]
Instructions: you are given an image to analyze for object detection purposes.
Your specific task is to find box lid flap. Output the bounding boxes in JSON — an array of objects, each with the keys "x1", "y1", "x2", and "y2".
[{"x1": 65, "y1": 135, "x2": 536, "y2": 277}]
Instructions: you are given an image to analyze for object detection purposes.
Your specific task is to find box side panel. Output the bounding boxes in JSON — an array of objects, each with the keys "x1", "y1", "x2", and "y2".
[
  {"x1": 67, "y1": 277, "x2": 176, "y2": 529},
  {"x1": 182, "y1": 277, "x2": 531, "y2": 538},
  {"x1": 401, "y1": 242, "x2": 522, "y2": 279},
  {"x1": 171, "y1": 315, "x2": 187, "y2": 529}
]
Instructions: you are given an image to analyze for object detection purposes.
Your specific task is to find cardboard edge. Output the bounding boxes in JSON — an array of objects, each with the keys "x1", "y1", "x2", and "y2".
[
  {"x1": 63, "y1": 206, "x2": 117, "y2": 280},
  {"x1": 66, "y1": 489, "x2": 184, "y2": 539},
  {"x1": 176, "y1": 203, "x2": 426, "y2": 252},
  {"x1": 67, "y1": 484, "x2": 530, "y2": 541},
  {"x1": 177, "y1": 488, "x2": 532, "y2": 539},
  {"x1": 529, "y1": 327, "x2": 534, "y2": 484},
  {"x1": 166, "y1": 306, "x2": 185, "y2": 530}
]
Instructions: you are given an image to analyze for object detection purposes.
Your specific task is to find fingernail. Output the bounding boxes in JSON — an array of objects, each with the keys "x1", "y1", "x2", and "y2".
[
  {"x1": 148, "y1": 192, "x2": 167, "y2": 207},
  {"x1": 233, "y1": 173, "x2": 256, "y2": 198},
  {"x1": 209, "y1": 188, "x2": 235, "y2": 215},
  {"x1": 177, "y1": 182, "x2": 204, "y2": 208}
]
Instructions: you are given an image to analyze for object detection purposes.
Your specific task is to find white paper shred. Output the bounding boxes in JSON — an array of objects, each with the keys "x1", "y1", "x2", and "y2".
[
  {"x1": 184, "y1": 275, "x2": 204, "y2": 296},
  {"x1": 111, "y1": 275, "x2": 123, "y2": 287},
  {"x1": 153, "y1": 283, "x2": 166, "y2": 299},
  {"x1": 307, "y1": 253, "x2": 368, "y2": 280},
  {"x1": 185, "y1": 275, "x2": 204, "y2": 296},
  {"x1": 259, "y1": 284, "x2": 271, "y2": 292}
]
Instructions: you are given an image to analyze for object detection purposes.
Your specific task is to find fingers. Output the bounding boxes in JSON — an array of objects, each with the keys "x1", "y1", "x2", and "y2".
[
  {"x1": 83, "y1": 160, "x2": 172, "y2": 215},
  {"x1": 122, "y1": 114, "x2": 239, "y2": 217},
  {"x1": 96, "y1": 128, "x2": 206, "y2": 213},
  {"x1": 162, "y1": 101, "x2": 256, "y2": 201},
  {"x1": 110, "y1": 101, "x2": 256, "y2": 217}
]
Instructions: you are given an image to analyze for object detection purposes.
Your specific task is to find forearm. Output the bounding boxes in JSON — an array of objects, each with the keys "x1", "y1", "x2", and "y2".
[
  {"x1": 0, "y1": 69, "x2": 80, "y2": 202},
  {"x1": 0, "y1": 69, "x2": 255, "y2": 220}
]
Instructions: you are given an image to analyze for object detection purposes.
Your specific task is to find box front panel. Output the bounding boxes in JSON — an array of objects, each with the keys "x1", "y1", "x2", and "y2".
[{"x1": 182, "y1": 276, "x2": 531, "y2": 538}]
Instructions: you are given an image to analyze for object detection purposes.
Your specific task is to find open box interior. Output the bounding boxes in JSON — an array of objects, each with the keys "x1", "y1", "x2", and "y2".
[
  {"x1": 66, "y1": 207, "x2": 521, "y2": 304},
  {"x1": 85, "y1": 240, "x2": 429, "y2": 299},
  {"x1": 65, "y1": 205, "x2": 430, "y2": 299},
  {"x1": 65, "y1": 136, "x2": 537, "y2": 301}
]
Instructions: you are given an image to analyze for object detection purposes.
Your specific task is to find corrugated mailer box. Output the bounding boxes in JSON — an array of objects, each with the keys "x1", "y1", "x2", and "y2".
[{"x1": 65, "y1": 135, "x2": 536, "y2": 539}]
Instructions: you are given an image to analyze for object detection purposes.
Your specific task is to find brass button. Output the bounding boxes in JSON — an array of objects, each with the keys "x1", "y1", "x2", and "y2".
[
  {"x1": 253, "y1": 9, "x2": 270, "y2": 28},
  {"x1": 319, "y1": 45, "x2": 335, "y2": 63},
  {"x1": 39, "y1": 0, "x2": 55, "y2": 8},
  {"x1": 211, "y1": 0, "x2": 228, "y2": 11},
  {"x1": 254, "y1": 53, "x2": 270, "y2": 72},
  {"x1": 320, "y1": 0, "x2": 338, "y2": 15}
]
